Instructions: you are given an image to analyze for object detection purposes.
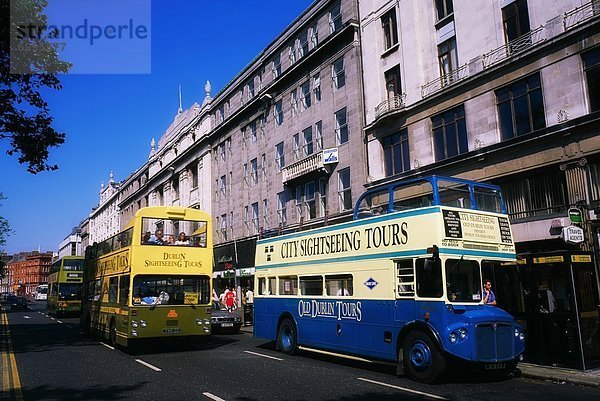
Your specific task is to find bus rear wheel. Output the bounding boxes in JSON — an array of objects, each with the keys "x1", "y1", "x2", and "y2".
[
  {"x1": 403, "y1": 331, "x2": 445, "y2": 383},
  {"x1": 277, "y1": 319, "x2": 298, "y2": 355}
]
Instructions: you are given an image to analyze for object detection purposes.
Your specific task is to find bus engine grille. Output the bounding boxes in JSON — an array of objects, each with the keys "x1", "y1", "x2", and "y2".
[{"x1": 475, "y1": 323, "x2": 513, "y2": 361}]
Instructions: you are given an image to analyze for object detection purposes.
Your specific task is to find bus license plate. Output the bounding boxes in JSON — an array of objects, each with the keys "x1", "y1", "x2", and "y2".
[
  {"x1": 484, "y1": 363, "x2": 505, "y2": 370},
  {"x1": 162, "y1": 327, "x2": 182, "y2": 334},
  {"x1": 221, "y1": 323, "x2": 234, "y2": 328}
]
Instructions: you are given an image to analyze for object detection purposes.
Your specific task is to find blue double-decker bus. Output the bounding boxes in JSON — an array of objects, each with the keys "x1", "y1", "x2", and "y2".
[{"x1": 253, "y1": 176, "x2": 525, "y2": 383}]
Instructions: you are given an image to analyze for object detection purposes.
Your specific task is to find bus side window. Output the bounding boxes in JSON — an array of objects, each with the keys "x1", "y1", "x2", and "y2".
[
  {"x1": 109, "y1": 277, "x2": 118, "y2": 303},
  {"x1": 257, "y1": 278, "x2": 267, "y2": 295},
  {"x1": 268, "y1": 277, "x2": 277, "y2": 295},
  {"x1": 325, "y1": 274, "x2": 353, "y2": 296},
  {"x1": 300, "y1": 276, "x2": 323, "y2": 296},
  {"x1": 119, "y1": 275, "x2": 130, "y2": 305},
  {"x1": 415, "y1": 258, "x2": 443, "y2": 298},
  {"x1": 279, "y1": 276, "x2": 298, "y2": 295}
]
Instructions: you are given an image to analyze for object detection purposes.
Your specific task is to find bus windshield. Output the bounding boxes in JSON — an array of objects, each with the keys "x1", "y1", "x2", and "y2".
[
  {"x1": 132, "y1": 275, "x2": 211, "y2": 306},
  {"x1": 445, "y1": 258, "x2": 482, "y2": 303},
  {"x1": 63, "y1": 259, "x2": 84, "y2": 271},
  {"x1": 58, "y1": 283, "x2": 82, "y2": 300},
  {"x1": 141, "y1": 217, "x2": 208, "y2": 247}
]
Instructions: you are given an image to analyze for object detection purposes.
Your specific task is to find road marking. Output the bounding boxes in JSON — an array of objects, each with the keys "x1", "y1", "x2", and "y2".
[
  {"x1": 2, "y1": 310, "x2": 24, "y2": 401},
  {"x1": 57, "y1": 320, "x2": 63, "y2": 324},
  {"x1": 66, "y1": 325, "x2": 73, "y2": 329},
  {"x1": 23, "y1": 316, "x2": 31, "y2": 319},
  {"x1": 100, "y1": 343, "x2": 115, "y2": 350},
  {"x1": 203, "y1": 392, "x2": 226, "y2": 401},
  {"x1": 244, "y1": 350, "x2": 283, "y2": 361},
  {"x1": 357, "y1": 378, "x2": 448, "y2": 400},
  {"x1": 135, "y1": 358, "x2": 162, "y2": 372}
]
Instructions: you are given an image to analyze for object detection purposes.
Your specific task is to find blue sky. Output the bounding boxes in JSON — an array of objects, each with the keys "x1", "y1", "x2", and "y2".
[{"x1": 1, "y1": 0, "x2": 313, "y2": 254}]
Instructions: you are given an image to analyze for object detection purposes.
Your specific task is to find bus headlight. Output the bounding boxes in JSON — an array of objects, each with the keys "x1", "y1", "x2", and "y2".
[
  {"x1": 449, "y1": 332, "x2": 458, "y2": 343},
  {"x1": 131, "y1": 320, "x2": 139, "y2": 328},
  {"x1": 458, "y1": 328, "x2": 468, "y2": 340},
  {"x1": 140, "y1": 320, "x2": 147, "y2": 328},
  {"x1": 515, "y1": 328, "x2": 525, "y2": 341},
  {"x1": 203, "y1": 327, "x2": 210, "y2": 334},
  {"x1": 132, "y1": 329, "x2": 138, "y2": 337},
  {"x1": 204, "y1": 319, "x2": 211, "y2": 325},
  {"x1": 195, "y1": 318, "x2": 203, "y2": 326}
]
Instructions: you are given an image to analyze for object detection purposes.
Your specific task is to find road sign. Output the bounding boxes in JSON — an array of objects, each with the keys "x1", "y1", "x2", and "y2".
[
  {"x1": 562, "y1": 225, "x2": 584, "y2": 244},
  {"x1": 568, "y1": 207, "x2": 582, "y2": 224}
]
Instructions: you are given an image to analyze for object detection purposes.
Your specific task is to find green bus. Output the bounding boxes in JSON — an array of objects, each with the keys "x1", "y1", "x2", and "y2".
[{"x1": 47, "y1": 256, "x2": 84, "y2": 316}]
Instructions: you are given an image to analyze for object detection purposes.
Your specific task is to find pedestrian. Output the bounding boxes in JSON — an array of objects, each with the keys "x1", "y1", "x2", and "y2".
[
  {"x1": 482, "y1": 279, "x2": 497, "y2": 305},
  {"x1": 225, "y1": 287, "x2": 236, "y2": 312}
]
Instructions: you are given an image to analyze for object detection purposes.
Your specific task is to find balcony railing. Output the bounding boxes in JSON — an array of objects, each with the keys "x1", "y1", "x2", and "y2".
[
  {"x1": 482, "y1": 26, "x2": 545, "y2": 69},
  {"x1": 375, "y1": 93, "x2": 407, "y2": 118},
  {"x1": 564, "y1": 0, "x2": 600, "y2": 30},
  {"x1": 421, "y1": 64, "x2": 469, "y2": 98},
  {"x1": 282, "y1": 152, "x2": 324, "y2": 183}
]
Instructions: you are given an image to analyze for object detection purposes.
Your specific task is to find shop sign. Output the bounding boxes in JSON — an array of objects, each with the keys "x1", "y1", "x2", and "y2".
[
  {"x1": 571, "y1": 255, "x2": 592, "y2": 263},
  {"x1": 562, "y1": 225, "x2": 584, "y2": 244},
  {"x1": 323, "y1": 148, "x2": 339, "y2": 164},
  {"x1": 533, "y1": 256, "x2": 564, "y2": 264},
  {"x1": 568, "y1": 207, "x2": 583, "y2": 224}
]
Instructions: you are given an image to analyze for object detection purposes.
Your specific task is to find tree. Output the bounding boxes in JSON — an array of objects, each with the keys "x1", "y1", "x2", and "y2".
[
  {"x1": 0, "y1": 0, "x2": 71, "y2": 174},
  {"x1": 0, "y1": 193, "x2": 10, "y2": 278}
]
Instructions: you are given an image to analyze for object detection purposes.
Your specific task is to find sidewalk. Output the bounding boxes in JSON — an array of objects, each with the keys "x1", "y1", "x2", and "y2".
[{"x1": 240, "y1": 324, "x2": 600, "y2": 388}]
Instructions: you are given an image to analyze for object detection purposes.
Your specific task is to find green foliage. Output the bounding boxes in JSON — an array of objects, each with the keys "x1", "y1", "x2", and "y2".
[{"x1": 0, "y1": 0, "x2": 71, "y2": 173}]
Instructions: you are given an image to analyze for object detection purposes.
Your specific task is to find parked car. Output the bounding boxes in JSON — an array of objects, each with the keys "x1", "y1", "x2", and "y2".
[
  {"x1": 210, "y1": 301, "x2": 242, "y2": 334},
  {"x1": 10, "y1": 296, "x2": 28, "y2": 311}
]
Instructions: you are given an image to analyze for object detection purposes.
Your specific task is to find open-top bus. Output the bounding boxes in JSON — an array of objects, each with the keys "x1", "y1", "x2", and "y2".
[
  {"x1": 35, "y1": 284, "x2": 48, "y2": 301},
  {"x1": 47, "y1": 256, "x2": 84, "y2": 316},
  {"x1": 81, "y1": 206, "x2": 213, "y2": 348},
  {"x1": 254, "y1": 176, "x2": 525, "y2": 383}
]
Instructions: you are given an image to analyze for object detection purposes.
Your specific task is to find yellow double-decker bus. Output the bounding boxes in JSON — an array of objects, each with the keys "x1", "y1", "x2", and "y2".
[
  {"x1": 81, "y1": 206, "x2": 213, "y2": 348},
  {"x1": 47, "y1": 256, "x2": 84, "y2": 316}
]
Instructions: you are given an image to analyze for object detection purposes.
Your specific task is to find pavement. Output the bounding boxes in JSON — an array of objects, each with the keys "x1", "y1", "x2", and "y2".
[{"x1": 239, "y1": 324, "x2": 600, "y2": 388}]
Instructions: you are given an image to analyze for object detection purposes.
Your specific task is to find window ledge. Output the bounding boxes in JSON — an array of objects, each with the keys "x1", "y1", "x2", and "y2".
[
  {"x1": 434, "y1": 13, "x2": 454, "y2": 30},
  {"x1": 381, "y1": 43, "x2": 399, "y2": 58}
]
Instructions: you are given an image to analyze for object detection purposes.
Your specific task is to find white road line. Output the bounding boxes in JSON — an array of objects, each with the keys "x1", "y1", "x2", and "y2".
[
  {"x1": 100, "y1": 343, "x2": 115, "y2": 350},
  {"x1": 135, "y1": 359, "x2": 162, "y2": 372},
  {"x1": 203, "y1": 392, "x2": 226, "y2": 401},
  {"x1": 57, "y1": 320, "x2": 63, "y2": 324},
  {"x1": 357, "y1": 378, "x2": 449, "y2": 400},
  {"x1": 65, "y1": 325, "x2": 73, "y2": 329},
  {"x1": 243, "y1": 350, "x2": 284, "y2": 361}
]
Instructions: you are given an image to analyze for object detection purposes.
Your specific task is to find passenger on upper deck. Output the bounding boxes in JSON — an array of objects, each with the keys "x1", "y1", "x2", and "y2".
[
  {"x1": 175, "y1": 232, "x2": 190, "y2": 245},
  {"x1": 146, "y1": 229, "x2": 164, "y2": 245}
]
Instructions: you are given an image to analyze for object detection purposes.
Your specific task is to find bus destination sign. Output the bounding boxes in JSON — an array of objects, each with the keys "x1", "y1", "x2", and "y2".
[{"x1": 442, "y1": 210, "x2": 512, "y2": 244}]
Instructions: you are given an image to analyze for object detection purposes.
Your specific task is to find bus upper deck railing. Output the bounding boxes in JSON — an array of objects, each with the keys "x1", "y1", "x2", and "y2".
[{"x1": 353, "y1": 176, "x2": 507, "y2": 220}]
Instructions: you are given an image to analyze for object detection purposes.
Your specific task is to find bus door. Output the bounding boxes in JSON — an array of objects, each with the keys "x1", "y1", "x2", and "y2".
[
  {"x1": 322, "y1": 274, "x2": 356, "y2": 352},
  {"x1": 394, "y1": 259, "x2": 417, "y2": 324}
]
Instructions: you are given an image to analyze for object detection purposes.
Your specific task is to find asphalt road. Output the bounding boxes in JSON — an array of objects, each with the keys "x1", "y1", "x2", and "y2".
[{"x1": 3, "y1": 301, "x2": 598, "y2": 401}]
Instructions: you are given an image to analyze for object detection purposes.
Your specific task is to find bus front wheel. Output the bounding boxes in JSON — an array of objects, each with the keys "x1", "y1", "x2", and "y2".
[
  {"x1": 277, "y1": 319, "x2": 298, "y2": 355},
  {"x1": 403, "y1": 331, "x2": 446, "y2": 383}
]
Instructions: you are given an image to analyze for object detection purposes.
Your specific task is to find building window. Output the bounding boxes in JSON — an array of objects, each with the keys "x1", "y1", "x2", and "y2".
[
  {"x1": 435, "y1": 0, "x2": 454, "y2": 21},
  {"x1": 313, "y1": 74, "x2": 321, "y2": 102},
  {"x1": 338, "y1": 168, "x2": 352, "y2": 211},
  {"x1": 251, "y1": 158, "x2": 258, "y2": 186},
  {"x1": 252, "y1": 202, "x2": 259, "y2": 234},
  {"x1": 243, "y1": 163, "x2": 248, "y2": 188},
  {"x1": 189, "y1": 162, "x2": 198, "y2": 189},
  {"x1": 310, "y1": 24, "x2": 319, "y2": 49},
  {"x1": 261, "y1": 153, "x2": 267, "y2": 181},
  {"x1": 298, "y1": 32, "x2": 309, "y2": 58},
  {"x1": 385, "y1": 65, "x2": 402, "y2": 99},
  {"x1": 277, "y1": 191, "x2": 287, "y2": 226},
  {"x1": 241, "y1": 127, "x2": 247, "y2": 147},
  {"x1": 432, "y1": 104, "x2": 468, "y2": 161},
  {"x1": 275, "y1": 142, "x2": 285, "y2": 171},
  {"x1": 315, "y1": 121, "x2": 323, "y2": 151},
  {"x1": 274, "y1": 100, "x2": 284, "y2": 125},
  {"x1": 220, "y1": 175, "x2": 227, "y2": 199},
  {"x1": 303, "y1": 127, "x2": 313, "y2": 157},
  {"x1": 301, "y1": 80, "x2": 311, "y2": 110},
  {"x1": 381, "y1": 8, "x2": 398, "y2": 50},
  {"x1": 272, "y1": 54, "x2": 281, "y2": 79},
  {"x1": 220, "y1": 213, "x2": 228, "y2": 241},
  {"x1": 332, "y1": 57, "x2": 345, "y2": 90},
  {"x1": 250, "y1": 121, "x2": 257, "y2": 143},
  {"x1": 263, "y1": 199, "x2": 269, "y2": 229},
  {"x1": 583, "y1": 47, "x2": 600, "y2": 112},
  {"x1": 438, "y1": 37, "x2": 458, "y2": 84},
  {"x1": 383, "y1": 129, "x2": 410, "y2": 176},
  {"x1": 172, "y1": 175, "x2": 180, "y2": 200},
  {"x1": 293, "y1": 133, "x2": 300, "y2": 161},
  {"x1": 502, "y1": 0, "x2": 530, "y2": 42},
  {"x1": 290, "y1": 89, "x2": 298, "y2": 116},
  {"x1": 335, "y1": 107, "x2": 348, "y2": 145},
  {"x1": 496, "y1": 73, "x2": 545, "y2": 140},
  {"x1": 295, "y1": 185, "x2": 303, "y2": 223},
  {"x1": 329, "y1": 2, "x2": 342, "y2": 33},
  {"x1": 247, "y1": 78, "x2": 255, "y2": 100},
  {"x1": 305, "y1": 181, "x2": 317, "y2": 220},
  {"x1": 244, "y1": 206, "x2": 250, "y2": 236},
  {"x1": 289, "y1": 45, "x2": 296, "y2": 66},
  {"x1": 217, "y1": 105, "x2": 225, "y2": 123},
  {"x1": 319, "y1": 178, "x2": 327, "y2": 218},
  {"x1": 220, "y1": 142, "x2": 226, "y2": 161}
]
